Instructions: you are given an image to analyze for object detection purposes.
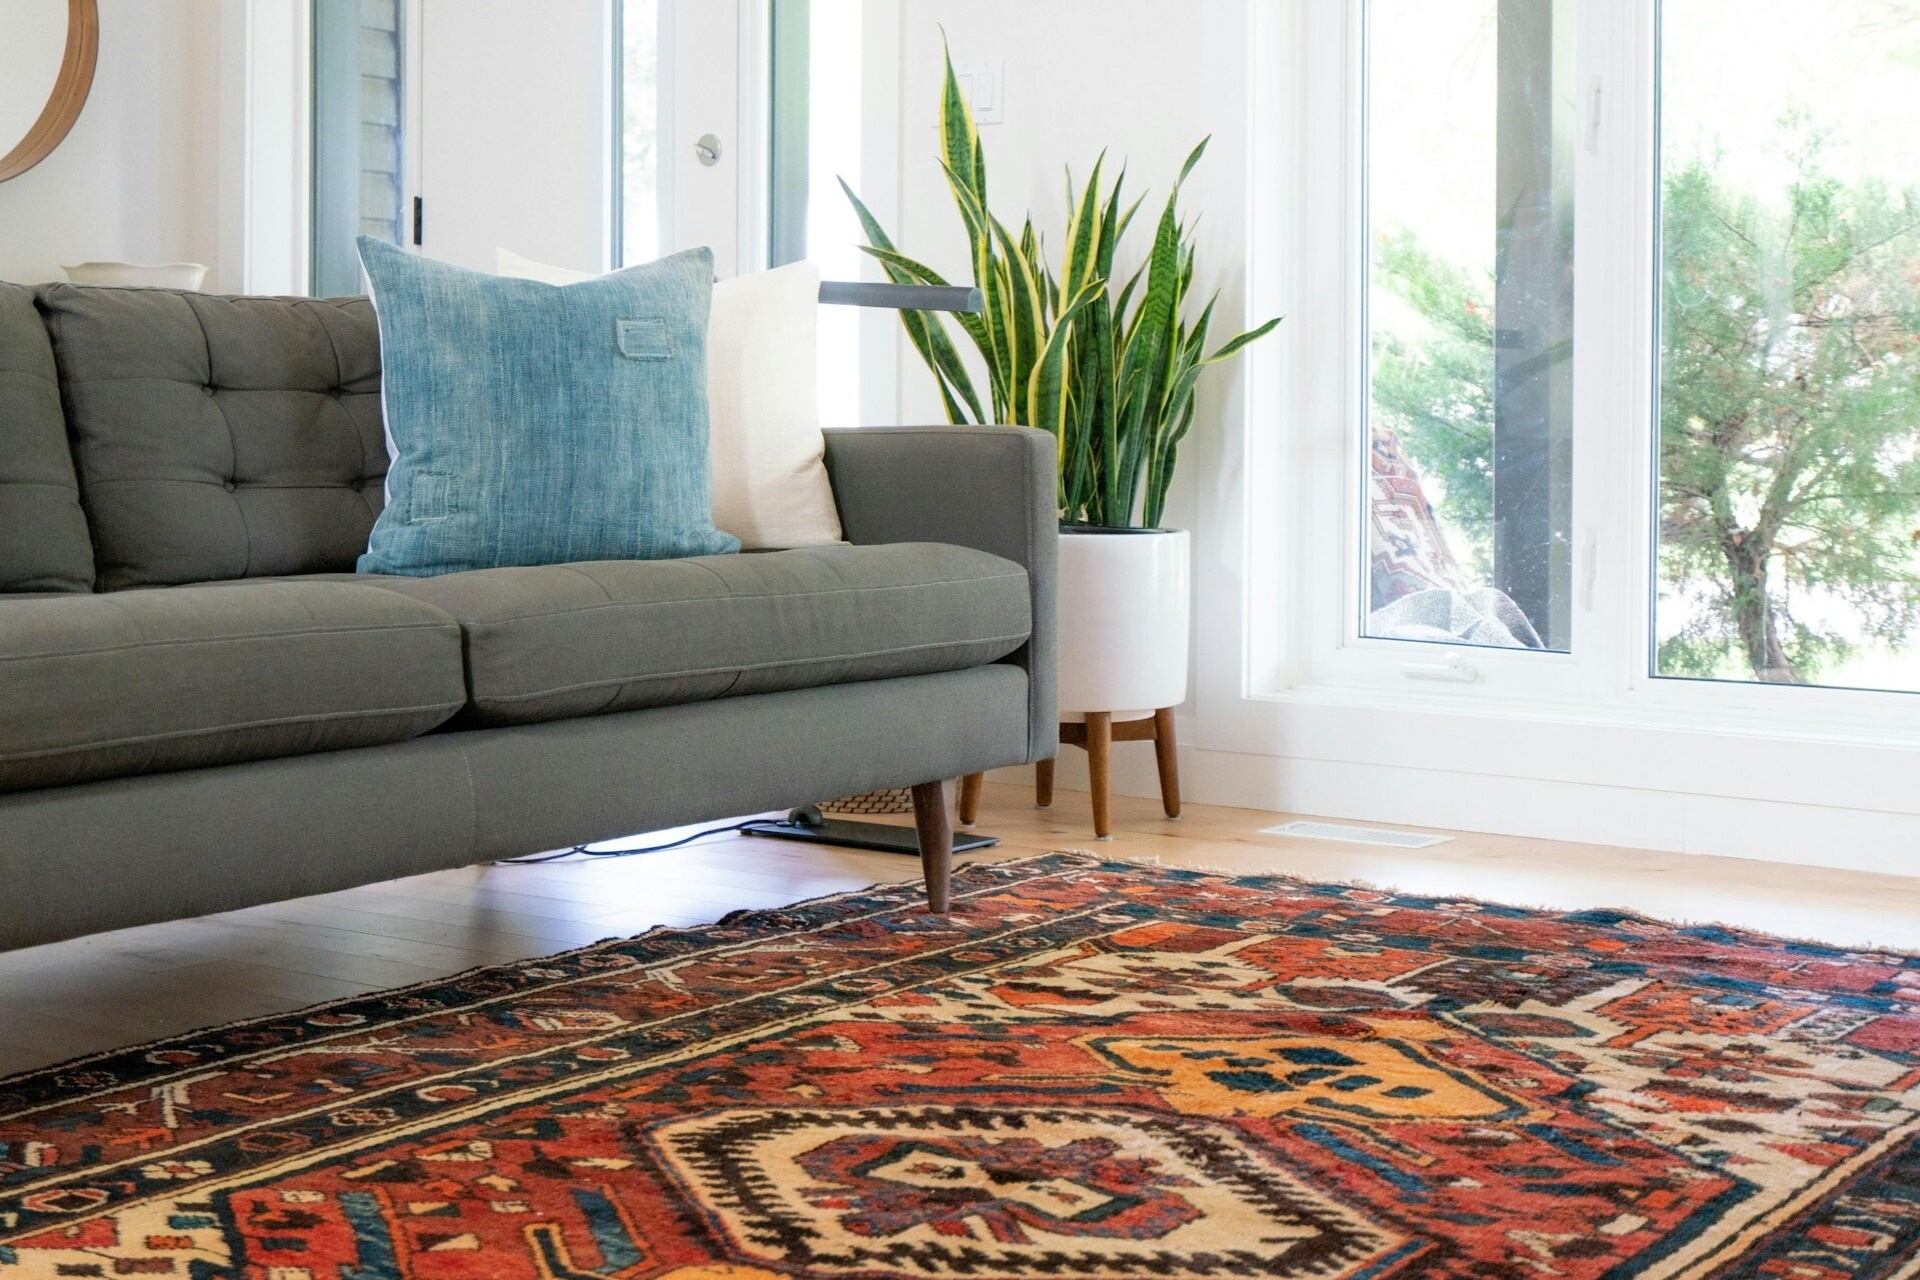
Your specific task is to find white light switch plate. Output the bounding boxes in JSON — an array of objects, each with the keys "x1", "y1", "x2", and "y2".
[{"x1": 950, "y1": 59, "x2": 1005, "y2": 125}]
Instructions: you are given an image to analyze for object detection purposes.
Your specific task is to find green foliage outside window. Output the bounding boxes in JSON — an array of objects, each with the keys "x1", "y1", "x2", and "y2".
[{"x1": 1374, "y1": 136, "x2": 1920, "y2": 685}]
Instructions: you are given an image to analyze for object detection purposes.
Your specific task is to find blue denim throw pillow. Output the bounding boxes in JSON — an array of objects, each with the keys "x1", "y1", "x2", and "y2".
[{"x1": 356, "y1": 237, "x2": 739, "y2": 576}]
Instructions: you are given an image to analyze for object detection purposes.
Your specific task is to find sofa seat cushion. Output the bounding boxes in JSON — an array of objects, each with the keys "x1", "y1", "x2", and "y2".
[
  {"x1": 0, "y1": 582, "x2": 465, "y2": 792},
  {"x1": 357, "y1": 542, "x2": 1032, "y2": 726}
]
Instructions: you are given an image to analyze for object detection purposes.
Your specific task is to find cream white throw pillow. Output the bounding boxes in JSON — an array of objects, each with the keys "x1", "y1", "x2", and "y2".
[{"x1": 495, "y1": 248, "x2": 843, "y2": 549}]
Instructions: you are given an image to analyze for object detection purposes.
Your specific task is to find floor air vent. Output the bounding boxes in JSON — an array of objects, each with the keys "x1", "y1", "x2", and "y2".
[{"x1": 1258, "y1": 820, "x2": 1452, "y2": 849}]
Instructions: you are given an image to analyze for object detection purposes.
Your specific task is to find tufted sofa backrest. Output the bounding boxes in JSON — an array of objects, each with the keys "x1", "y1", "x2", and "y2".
[
  {"x1": 36, "y1": 284, "x2": 388, "y2": 590},
  {"x1": 0, "y1": 283, "x2": 95, "y2": 593}
]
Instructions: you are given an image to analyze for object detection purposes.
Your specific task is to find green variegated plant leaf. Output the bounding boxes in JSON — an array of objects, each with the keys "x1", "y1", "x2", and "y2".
[
  {"x1": 840, "y1": 179, "x2": 985, "y2": 424},
  {"x1": 1026, "y1": 277, "x2": 1107, "y2": 441},
  {"x1": 842, "y1": 48, "x2": 1280, "y2": 526}
]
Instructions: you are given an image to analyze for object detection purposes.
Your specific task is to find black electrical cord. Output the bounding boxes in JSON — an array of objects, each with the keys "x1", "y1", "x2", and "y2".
[{"x1": 493, "y1": 820, "x2": 756, "y2": 865}]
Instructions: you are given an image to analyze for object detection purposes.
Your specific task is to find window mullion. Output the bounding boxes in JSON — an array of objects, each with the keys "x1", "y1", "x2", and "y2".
[{"x1": 1571, "y1": 0, "x2": 1658, "y2": 703}]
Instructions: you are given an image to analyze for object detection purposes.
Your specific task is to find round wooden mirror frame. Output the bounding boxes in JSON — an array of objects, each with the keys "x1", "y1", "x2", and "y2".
[{"x1": 0, "y1": 0, "x2": 99, "y2": 184}]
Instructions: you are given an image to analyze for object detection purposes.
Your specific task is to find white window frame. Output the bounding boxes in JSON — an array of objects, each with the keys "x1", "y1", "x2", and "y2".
[{"x1": 1184, "y1": 0, "x2": 1920, "y2": 850}]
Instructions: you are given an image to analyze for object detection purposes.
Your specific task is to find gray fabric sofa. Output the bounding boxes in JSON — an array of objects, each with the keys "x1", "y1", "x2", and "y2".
[{"x1": 0, "y1": 281, "x2": 1056, "y2": 952}]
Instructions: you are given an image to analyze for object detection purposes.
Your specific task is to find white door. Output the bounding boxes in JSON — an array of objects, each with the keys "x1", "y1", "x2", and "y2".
[
  {"x1": 411, "y1": 0, "x2": 759, "y2": 276},
  {"x1": 657, "y1": 1, "x2": 766, "y2": 275}
]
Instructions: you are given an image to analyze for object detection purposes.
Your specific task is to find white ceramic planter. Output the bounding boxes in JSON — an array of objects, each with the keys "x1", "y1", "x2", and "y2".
[{"x1": 1057, "y1": 527, "x2": 1191, "y2": 722}]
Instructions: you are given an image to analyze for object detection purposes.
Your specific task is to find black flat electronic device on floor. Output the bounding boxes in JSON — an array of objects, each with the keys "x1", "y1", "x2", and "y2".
[{"x1": 740, "y1": 806, "x2": 999, "y2": 856}]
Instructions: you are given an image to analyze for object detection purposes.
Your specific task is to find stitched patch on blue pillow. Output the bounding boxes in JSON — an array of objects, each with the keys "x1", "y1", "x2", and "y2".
[
  {"x1": 616, "y1": 318, "x2": 672, "y2": 360},
  {"x1": 354, "y1": 239, "x2": 739, "y2": 576}
]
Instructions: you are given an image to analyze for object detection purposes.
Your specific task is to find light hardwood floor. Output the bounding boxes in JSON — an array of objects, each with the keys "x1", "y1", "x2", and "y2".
[{"x1": 4, "y1": 779, "x2": 1919, "y2": 1078}]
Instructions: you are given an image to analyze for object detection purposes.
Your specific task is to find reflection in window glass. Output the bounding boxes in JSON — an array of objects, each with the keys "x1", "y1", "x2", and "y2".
[
  {"x1": 620, "y1": 0, "x2": 660, "y2": 266},
  {"x1": 1657, "y1": 2, "x2": 1920, "y2": 692},
  {"x1": 1366, "y1": 1, "x2": 1575, "y2": 652},
  {"x1": 769, "y1": 1, "x2": 866, "y2": 427},
  {"x1": 311, "y1": 0, "x2": 408, "y2": 296}
]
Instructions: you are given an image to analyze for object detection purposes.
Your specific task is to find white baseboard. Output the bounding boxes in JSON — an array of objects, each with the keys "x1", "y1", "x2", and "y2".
[{"x1": 989, "y1": 740, "x2": 1920, "y2": 879}]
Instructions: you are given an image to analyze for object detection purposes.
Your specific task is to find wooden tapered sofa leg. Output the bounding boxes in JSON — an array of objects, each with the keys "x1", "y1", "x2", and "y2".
[
  {"x1": 911, "y1": 780, "x2": 954, "y2": 913},
  {"x1": 957, "y1": 772, "x2": 984, "y2": 826},
  {"x1": 1035, "y1": 758, "x2": 1055, "y2": 807}
]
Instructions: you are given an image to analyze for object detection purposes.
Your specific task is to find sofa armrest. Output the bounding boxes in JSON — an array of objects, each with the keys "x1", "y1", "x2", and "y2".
[{"x1": 823, "y1": 426, "x2": 1057, "y2": 764}]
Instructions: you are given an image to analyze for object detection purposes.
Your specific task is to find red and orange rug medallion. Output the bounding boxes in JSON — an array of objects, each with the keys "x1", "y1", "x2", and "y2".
[{"x1": 3, "y1": 853, "x2": 1918, "y2": 1277}]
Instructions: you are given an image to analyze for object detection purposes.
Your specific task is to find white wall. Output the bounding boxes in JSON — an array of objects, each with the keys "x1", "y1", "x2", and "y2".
[
  {"x1": 0, "y1": 4, "x2": 67, "y2": 149},
  {"x1": 0, "y1": 0, "x2": 226, "y2": 288}
]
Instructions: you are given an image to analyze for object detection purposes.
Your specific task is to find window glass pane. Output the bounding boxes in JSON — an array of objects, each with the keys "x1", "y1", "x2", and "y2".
[
  {"x1": 1657, "y1": 2, "x2": 1920, "y2": 692},
  {"x1": 768, "y1": 0, "x2": 810, "y2": 268},
  {"x1": 807, "y1": 0, "x2": 864, "y2": 427},
  {"x1": 1366, "y1": 0, "x2": 1575, "y2": 652},
  {"x1": 768, "y1": 0, "x2": 865, "y2": 427},
  {"x1": 312, "y1": 0, "x2": 407, "y2": 296},
  {"x1": 619, "y1": 0, "x2": 660, "y2": 266}
]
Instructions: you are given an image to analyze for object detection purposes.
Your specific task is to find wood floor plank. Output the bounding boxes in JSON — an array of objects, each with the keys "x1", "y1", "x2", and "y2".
[
  {"x1": 155, "y1": 960, "x2": 389, "y2": 1008},
  {"x1": 365, "y1": 873, "x2": 829, "y2": 929},
  {"x1": 488, "y1": 857, "x2": 882, "y2": 904},
  {"x1": 312, "y1": 887, "x2": 631, "y2": 947},
  {"x1": 0, "y1": 1044, "x2": 63, "y2": 1077},
  {"x1": 0, "y1": 972, "x2": 289, "y2": 1044},
  {"x1": 235, "y1": 897, "x2": 601, "y2": 955},
  {"x1": 0, "y1": 1003, "x2": 133, "y2": 1063},
  {"x1": 351, "y1": 877, "x2": 666, "y2": 924},
  {"x1": 391, "y1": 865, "x2": 639, "y2": 908},
  {"x1": 182, "y1": 912, "x2": 549, "y2": 972}
]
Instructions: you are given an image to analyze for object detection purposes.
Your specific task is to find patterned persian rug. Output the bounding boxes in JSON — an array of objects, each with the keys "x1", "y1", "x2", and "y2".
[{"x1": 3, "y1": 854, "x2": 1919, "y2": 1278}]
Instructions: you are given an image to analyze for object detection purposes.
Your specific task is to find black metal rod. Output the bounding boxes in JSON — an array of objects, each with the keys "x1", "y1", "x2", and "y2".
[{"x1": 818, "y1": 281, "x2": 983, "y2": 314}]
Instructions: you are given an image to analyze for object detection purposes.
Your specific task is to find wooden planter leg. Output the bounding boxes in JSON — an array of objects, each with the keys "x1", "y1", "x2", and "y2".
[
  {"x1": 957, "y1": 772, "x2": 983, "y2": 826},
  {"x1": 1153, "y1": 707, "x2": 1182, "y2": 819},
  {"x1": 910, "y1": 780, "x2": 954, "y2": 914},
  {"x1": 1035, "y1": 758, "x2": 1055, "y2": 808},
  {"x1": 1086, "y1": 712, "x2": 1113, "y2": 840}
]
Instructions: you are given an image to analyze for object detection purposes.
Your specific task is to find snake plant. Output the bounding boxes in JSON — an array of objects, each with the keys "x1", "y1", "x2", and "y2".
[{"x1": 841, "y1": 49, "x2": 1280, "y2": 528}]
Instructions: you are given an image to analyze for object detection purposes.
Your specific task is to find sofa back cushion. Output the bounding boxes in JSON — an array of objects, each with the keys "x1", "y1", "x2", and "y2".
[
  {"x1": 0, "y1": 283, "x2": 94, "y2": 592},
  {"x1": 36, "y1": 284, "x2": 387, "y2": 590}
]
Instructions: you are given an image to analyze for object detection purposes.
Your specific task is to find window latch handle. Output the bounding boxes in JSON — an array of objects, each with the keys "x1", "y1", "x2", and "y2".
[{"x1": 1401, "y1": 657, "x2": 1481, "y2": 685}]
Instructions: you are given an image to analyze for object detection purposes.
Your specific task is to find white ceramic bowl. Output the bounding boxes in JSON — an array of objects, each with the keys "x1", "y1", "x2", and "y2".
[{"x1": 61, "y1": 261, "x2": 209, "y2": 290}]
